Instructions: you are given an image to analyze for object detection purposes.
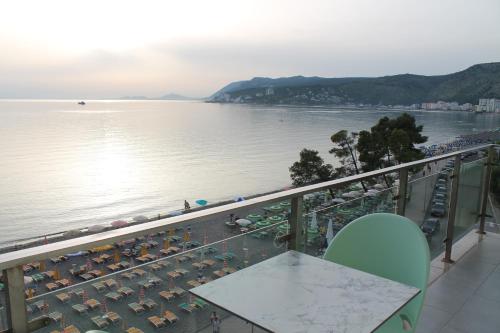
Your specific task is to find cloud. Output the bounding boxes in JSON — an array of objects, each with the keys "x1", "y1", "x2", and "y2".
[{"x1": 1, "y1": 0, "x2": 499, "y2": 98}]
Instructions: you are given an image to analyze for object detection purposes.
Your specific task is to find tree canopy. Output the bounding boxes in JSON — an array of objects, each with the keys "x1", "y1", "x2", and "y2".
[
  {"x1": 289, "y1": 113, "x2": 428, "y2": 187},
  {"x1": 330, "y1": 130, "x2": 361, "y2": 177},
  {"x1": 358, "y1": 113, "x2": 427, "y2": 171},
  {"x1": 289, "y1": 149, "x2": 333, "y2": 186}
]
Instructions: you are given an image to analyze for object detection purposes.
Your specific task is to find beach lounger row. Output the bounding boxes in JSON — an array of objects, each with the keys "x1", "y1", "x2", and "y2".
[
  {"x1": 147, "y1": 310, "x2": 180, "y2": 328},
  {"x1": 90, "y1": 277, "x2": 118, "y2": 291},
  {"x1": 128, "y1": 298, "x2": 157, "y2": 313},
  {"x1": 23, "y1": 262, "x2": 41, "y2": 273},
  {"x1": 45, "y1": 278, "x2": 71, "y2": 291},
  {"x1": 89, "y1": 311, "x2": 122, "y2": 328},
  {"x1": 126, "y1": 327, "x2": 144, "y2": 333},
  {"x1": 48, "y1": 311, "x2": 62, "y2": 322},
  {"x1": 79, "y1": 270, "x2": 104, "y2": 281},
  {"x1": 120, "y1": 268, "x2": 147, "y2": 280},
  {"x1": 49, "y1": 256, "x2": 69, "y2": 264},
  {"x1": 91, "y1": 253, "x2": 111, "y2": 265},
  {"x1": 136, "y1": 254, "x2": 158, "y2": 263},
  {"x1": 160, "y1": 246, "x2": 181, "y2": 256}
]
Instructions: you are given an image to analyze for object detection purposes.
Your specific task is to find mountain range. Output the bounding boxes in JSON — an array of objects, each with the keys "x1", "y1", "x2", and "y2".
[{"x1": 208, "y1": 62, "x2": 500, "y2": 106}]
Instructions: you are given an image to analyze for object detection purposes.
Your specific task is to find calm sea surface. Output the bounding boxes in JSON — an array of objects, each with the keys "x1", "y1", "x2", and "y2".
[{"x1": 1, "y1": 100, "x2": 499, "y2": 244}]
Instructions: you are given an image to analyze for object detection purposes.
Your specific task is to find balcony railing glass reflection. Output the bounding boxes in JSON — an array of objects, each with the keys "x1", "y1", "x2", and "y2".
[{"x1": 0, "y1": 144, "x2": 495, "y2": 333}]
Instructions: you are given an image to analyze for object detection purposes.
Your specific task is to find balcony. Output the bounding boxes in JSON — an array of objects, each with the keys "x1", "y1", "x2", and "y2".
[
  {"x1": 0, "y1": 144, "x2": 497, "y2": 333},
  {"x1": 417, "y1": 231, "x2": 500, "y2": 333}
]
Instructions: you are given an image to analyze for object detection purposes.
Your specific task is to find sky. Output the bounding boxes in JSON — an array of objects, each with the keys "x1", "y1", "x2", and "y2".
[{"x1": 1, "y1": 0, "x2": 499, "y2": 99}]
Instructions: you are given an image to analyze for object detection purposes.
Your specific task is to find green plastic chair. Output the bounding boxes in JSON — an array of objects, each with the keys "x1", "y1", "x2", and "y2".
[{"x1": 323, "y1": 213, "x2": 430, "y2": 333}]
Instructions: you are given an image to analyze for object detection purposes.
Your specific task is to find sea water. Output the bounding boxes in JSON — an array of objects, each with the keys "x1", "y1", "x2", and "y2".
[{"x1": 0, "y1": 99, "x2": 498, "y2": 244}]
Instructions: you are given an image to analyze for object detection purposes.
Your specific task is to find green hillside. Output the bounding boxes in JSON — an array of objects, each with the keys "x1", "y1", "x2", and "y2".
[{"x1": 209, "y1": 62, "x2": 500, "y2": 105}]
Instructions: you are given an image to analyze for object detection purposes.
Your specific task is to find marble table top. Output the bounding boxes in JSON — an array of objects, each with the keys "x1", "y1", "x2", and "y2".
[{"x1": 190, "y1": 250, "x2": 420, "y2": 333}]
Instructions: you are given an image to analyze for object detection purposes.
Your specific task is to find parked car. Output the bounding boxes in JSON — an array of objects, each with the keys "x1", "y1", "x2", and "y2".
[
  {"x1": 432, "y1": 198, "x2": 446, "y2": 206},
  {"x1": 431, "y1": 202, "x2": 446, "y2": 217},
  {"x1": 461, "y1": 151, "x2": 478, "y2": 161},
  {"x1": 435, "y1": 186, "x2": 447, "y2": 194},
  {"x1": 421, "y1": 218, "x2": 440, "y2": 235},
  {"x1": 434, "y1": 192, "x2": 447, "y2": 200},
  {"x1": 438, "y1": 172, "x2": 448, "y2": 180},
  {"x1": 437, "y1": 178, "x2": 447, "y2": 185}
]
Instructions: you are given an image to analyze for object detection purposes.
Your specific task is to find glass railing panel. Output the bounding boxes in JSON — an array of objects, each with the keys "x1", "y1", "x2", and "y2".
[
  {"x1": 0, "y1": 291, "x2": 7, "y2": 332},
  {"x1": 406, "y1": 168, "x2": 450, "y2": 259},
  {"x1": 0, "y1": 197, "x2": 292, "y2": 253},
  {"x1": 26, "y1": 220, "x2": 288, "y2": 333},
  {"x1": 3, "y1": 199, "x2": 290, "y2": 332},
  {"x1": 302, "y1": 182, "x2": 397, "y2": 256},
  {"x1": 9, "y1": 198, "x2": 290, "y2": 294},
  {"x1": 453, "y1": 158, "x2": 486, "y2": 242}
]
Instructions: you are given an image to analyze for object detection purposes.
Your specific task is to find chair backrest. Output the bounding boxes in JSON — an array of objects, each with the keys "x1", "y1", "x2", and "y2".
[{"x1": 324, "y1": 213, "x2": 430, "y2": 331}]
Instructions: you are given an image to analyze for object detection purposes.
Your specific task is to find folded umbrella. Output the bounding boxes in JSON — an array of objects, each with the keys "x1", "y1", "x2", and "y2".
[
  {"x1": 111, "y1": 220, "x2": 128, "y2": 228},
  {"x1": 133, "y1": 215, "x2": 148, "y2": 223},
  {"x1": 235, "y1": 219, "x2": 252, "y2": 227},
  {"x1": 88, "y1": 224, "x2": 107, "y2": 232}
]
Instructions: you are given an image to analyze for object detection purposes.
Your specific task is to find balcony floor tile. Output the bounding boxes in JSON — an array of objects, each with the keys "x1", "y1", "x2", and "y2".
[{"x1": 418, "y1": 229, "x2": 500, "y2": 333}]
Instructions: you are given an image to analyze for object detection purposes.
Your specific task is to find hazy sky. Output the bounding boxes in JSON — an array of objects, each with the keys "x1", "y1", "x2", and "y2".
[{"x1": 1, "y1": 0, "x2": 499, "y2": 99}]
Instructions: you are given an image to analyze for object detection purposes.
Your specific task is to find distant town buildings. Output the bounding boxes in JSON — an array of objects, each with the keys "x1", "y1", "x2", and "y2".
[
  {"x1": 421, "y1": 101, "x2": 473, "y2": 111},
  {"x1": 420, "y1": 99, "x2": 500, "y2": 113},
  {"x1": 476, "y1": 98, "x2": 500, "y2": 113},
  {"x1": 213, "y1": 89, "x2": 498, "y2": 113}
]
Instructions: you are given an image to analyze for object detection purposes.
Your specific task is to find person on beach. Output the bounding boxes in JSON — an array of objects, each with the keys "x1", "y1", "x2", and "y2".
[
  {"x1": 184, "y1": 200, "x2": 191, "y2": 211},
  {"x1": 210, "y1": 311, "x2": 221, "y2": 333}
]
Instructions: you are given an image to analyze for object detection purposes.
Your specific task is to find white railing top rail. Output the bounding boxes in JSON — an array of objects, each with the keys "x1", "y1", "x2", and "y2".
[{"x1": 0, "y1": 143, "x2": 494, "y2": 270}]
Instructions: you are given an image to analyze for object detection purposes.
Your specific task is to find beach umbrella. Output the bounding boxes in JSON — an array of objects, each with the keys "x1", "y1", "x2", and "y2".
[
  {"x1": 195, "y1": 199, "x2": 208, "y2": 206},
  {"x1": 332, "y1": 198, "x2": 346, "y2": 204},
  {"x1": 326, "y1": 219, "x2": 334, "y2": 245},
  {"x1": 349, "y1": 190, "x2": 362, "y2": 197},
  {"x1": 310, "y1": 211, "x2": 318, "y2": 230},
  {"x1": 342, "y1": 192, "x2": 357, "y2": 198},
  {"x1": 349, "y1": 184, "x2": 362, "y2": 191},
  {"x1": 235, "y1": 219, "x2": 252, "y2": 227},
  {"x1": 133, "y1": 215, "x2": 148, "y2": 223},
  {"x1": 234, "y1": 196, "x2": 245, "y2": 202},
  {"x1": 111, "y1": 220, "x2": 128, "y2": 228},
  {"x1": 88, "y1": 224, "x2": 106, "y2": 232},
  {"x1": 324, "y1": 193, "x2": 330, "y2": 204},
  {"x1": 67, "y1": 251, "x2": 86, "y2": 257}
]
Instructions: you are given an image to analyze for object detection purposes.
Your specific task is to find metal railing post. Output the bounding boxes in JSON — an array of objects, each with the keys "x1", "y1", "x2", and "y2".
[
  {"x1": 288, "y1": 196, "x2": 304, "y2": 251},
  {"x1": 443, "y1": 155, "x2": 462, "y2": 263},
  {"x1": 397, "y1": 167, "x2": 409, "y2": 216},
  {"x1": 478, "y1": 146, "x2": 495, "y2": 234},
  {"x1": 4, "y1": 266, "x2": 28, "y2": 333}
]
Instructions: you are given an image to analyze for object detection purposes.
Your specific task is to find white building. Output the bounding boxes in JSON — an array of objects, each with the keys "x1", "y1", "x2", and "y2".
[
  {"x1": 265, "y1": 87, "x2": 274, "y2": 96},
  {"x1": 476, "y1": 98, "x2": 500, "y2": 113}
]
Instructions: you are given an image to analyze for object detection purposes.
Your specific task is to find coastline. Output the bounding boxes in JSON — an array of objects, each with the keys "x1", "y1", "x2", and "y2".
[{"x1": 1, "y1": 128, "x2": 498, "y2": 254}]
